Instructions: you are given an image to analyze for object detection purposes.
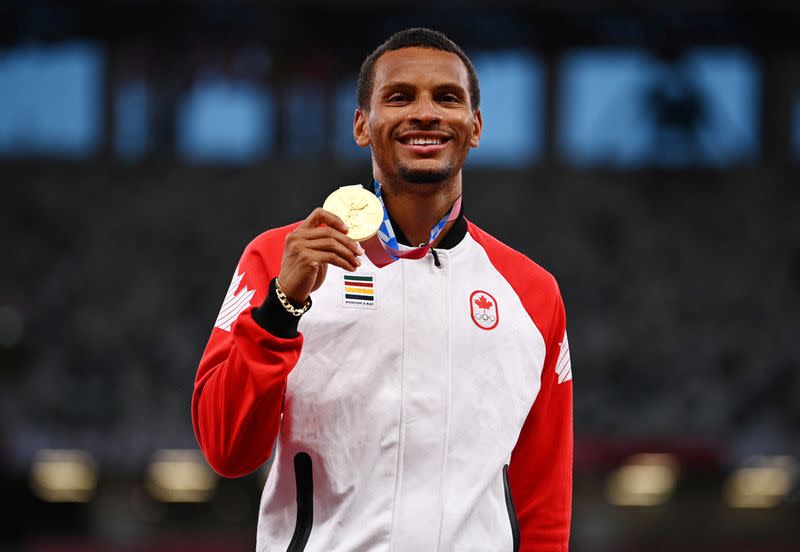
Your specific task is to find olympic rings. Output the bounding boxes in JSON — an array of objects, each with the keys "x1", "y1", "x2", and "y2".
[{"x1": 475, "y1": 313, "x2": 496, "y2": 323}]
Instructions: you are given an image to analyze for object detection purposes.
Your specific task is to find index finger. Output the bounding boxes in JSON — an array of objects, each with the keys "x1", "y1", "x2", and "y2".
[{"x1": 300, "y1": 207, "x2": 349, "y2": 234}]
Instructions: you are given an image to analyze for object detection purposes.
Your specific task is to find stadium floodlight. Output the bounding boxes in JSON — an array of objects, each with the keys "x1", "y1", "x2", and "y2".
[
  {"x1": 605, "y1": 453, "x2": 680, "y2": 507},
  {"x1": 146, "y1": 449, "x2": 217, "y2": 503},
  {"x1": 30, "y1": 449, "x2": 97, "y2": 503},
  {"x1": 723, "y1": 455, "x2": 797, "y2": 509}
]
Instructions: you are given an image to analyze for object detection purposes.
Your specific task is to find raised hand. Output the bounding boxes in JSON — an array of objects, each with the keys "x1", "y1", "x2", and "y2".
[{"x1": 277, "y1": 208, "x2": 364, "y2": 304}]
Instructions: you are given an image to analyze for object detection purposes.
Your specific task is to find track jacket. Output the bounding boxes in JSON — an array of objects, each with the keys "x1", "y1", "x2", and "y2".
[{"x1": 192, "y1": 208, "x2": 573, "y2": 552}]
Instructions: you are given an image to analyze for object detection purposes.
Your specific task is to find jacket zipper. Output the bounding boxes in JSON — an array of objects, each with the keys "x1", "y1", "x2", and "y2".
[
  {"x1": 503, "y1": 464, "x2": 520, "y2": 552},
  {"x1": 287, "y1": 452, "x2": 314, "y2": 552}
]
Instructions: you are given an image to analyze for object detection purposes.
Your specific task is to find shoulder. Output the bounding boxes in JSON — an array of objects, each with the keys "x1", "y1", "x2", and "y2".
[
  {"x1": 241, "y1": 221, "x2": 304, "y2": 275},
  {"x1": 246, "y1": 221, "x2": 303, "y2": 253},
  {"x1": 466, "y1": 219, "x2": 560, "y2": 299},
  {"x1": 466, "y1": 219, "x2": 565, "y2": 340}
]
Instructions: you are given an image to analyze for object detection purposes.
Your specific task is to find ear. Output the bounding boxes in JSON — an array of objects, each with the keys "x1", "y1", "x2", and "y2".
[
  {"x1": 353, "y1": 108, "x2": 371, "y2": 147},
  {"x1": 469, "y1": 108, "x2": 483, "y2": 148}
]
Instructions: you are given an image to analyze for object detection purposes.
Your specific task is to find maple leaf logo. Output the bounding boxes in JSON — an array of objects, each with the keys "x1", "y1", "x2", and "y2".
[
  {"x1": 469, "y1": 290, "x2": 499, "y2": 330},
  {"x1": 556, "y1": 332, "x2": 572, "y2": 384},
  {"x1": 474, "y1": 295, "x2": 493, "y2": 310},
  {"x1": 214, "y1": 266, "x2": 256, "y2": 332}
]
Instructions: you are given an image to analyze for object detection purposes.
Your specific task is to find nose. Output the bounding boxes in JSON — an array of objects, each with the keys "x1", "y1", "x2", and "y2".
[{"x1": 408, "y1": 94, "x2": 441, "y2": 126}]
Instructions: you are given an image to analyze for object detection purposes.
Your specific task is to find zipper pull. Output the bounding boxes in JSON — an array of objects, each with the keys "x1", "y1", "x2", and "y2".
[{"x1": 430, "y1": 248, "x2": 442, "y2": 268}]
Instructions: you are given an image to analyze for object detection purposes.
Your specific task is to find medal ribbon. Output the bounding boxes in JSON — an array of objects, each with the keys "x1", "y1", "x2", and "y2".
[{"x1": 362, "y1": 180, "x2": 462, "y2": 268}]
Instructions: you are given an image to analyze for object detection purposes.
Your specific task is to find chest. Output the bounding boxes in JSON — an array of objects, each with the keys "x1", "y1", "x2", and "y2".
[{"x1": 290, "y1": 241, "x2": 545, "y2": 421}]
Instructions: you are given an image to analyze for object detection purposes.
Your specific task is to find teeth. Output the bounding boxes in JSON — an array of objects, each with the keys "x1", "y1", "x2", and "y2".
[{"x1": 407, "y1": 137, "x2": 442, "y2": 146}]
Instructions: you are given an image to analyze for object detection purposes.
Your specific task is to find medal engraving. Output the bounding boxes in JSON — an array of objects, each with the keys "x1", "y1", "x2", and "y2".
[{"x1": 322, "y1": 185, "x2": 383, "y2": 242}]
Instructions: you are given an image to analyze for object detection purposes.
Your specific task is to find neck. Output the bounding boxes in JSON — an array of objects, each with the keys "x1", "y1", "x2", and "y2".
[{"x1": 376, "y1": 173, "x2": 462, "y2": 247}]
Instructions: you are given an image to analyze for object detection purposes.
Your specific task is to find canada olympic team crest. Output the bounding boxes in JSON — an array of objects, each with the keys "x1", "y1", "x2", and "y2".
[{"x1": 470, "y1": 290, "x2": 499, "y2": 330}]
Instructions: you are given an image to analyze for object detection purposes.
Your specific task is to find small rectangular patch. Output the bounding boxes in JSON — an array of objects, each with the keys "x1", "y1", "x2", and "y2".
[{"x1": 343, "y1": 274, "x2": 375, "y2": 309}]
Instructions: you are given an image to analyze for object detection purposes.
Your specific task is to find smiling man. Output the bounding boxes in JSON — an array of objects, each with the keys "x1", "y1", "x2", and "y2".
[{"x1": 193, "y1": 28, "x2": 573, "y2": 552}]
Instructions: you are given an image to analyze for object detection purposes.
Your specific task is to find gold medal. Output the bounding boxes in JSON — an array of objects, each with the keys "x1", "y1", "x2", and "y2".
[{"x1": 322, "y1": 185, "x2": 383, "y2": 242}]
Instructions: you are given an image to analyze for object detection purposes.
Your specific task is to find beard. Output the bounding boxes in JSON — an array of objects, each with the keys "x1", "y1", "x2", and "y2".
[{"x1": 397, "y1": 160, "x2": 456, "y2": 184}]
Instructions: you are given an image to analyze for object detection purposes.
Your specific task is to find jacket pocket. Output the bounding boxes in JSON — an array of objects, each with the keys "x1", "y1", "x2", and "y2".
[
  {"x1": 503, "y1": 464, "x2": 520, "y2": 552},
  {"x1": 287, "y1": 452, "x2": 314, "y2": 552}
]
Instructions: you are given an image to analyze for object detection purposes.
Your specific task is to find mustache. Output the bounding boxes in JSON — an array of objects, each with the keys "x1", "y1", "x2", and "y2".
[{"x1": 396, "y1": 124, "x2": 450, "y2": 135}]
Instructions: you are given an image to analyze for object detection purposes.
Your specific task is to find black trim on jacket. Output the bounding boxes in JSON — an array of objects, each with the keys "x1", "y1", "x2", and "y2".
[
  {"x1": 503, "y1": 464, "x2": 521, "y2": 552},
  {"x1": 252, "y1": 278, "x2": 308, "y2": 338},
  {"x1": 286, "y1": 452, "x2": 314, "y2": 551}
]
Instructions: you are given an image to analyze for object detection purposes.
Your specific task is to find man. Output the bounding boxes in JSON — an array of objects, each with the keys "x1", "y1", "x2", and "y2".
[{"x1": 192, "y1": 28, "x2": 573, "y2": 551}]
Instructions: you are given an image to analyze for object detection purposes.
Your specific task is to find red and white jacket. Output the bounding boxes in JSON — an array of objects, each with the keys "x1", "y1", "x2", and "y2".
[{"x1": 192, "y1": 212, "x2": 573, "y2": 552}]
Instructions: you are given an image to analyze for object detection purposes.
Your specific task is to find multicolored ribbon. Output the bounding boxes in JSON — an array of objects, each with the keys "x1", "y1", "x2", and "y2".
[{"x1": 362, "y1": 180, "x2": 462, "y2": 268}]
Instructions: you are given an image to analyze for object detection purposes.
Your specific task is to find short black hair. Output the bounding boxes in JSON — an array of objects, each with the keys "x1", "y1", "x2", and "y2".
[{"x1": 357, "y1": 27, "x2": 480, "y2": 112}]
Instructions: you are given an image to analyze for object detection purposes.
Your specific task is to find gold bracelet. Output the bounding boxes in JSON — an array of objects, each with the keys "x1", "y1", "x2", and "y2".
[{"x1": 274, "y1": 278, "x2": 311, "y2": 317}]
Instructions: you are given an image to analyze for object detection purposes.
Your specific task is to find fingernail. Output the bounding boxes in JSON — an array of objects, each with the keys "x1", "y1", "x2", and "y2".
[
  {"x1": 356, "y1": 245, "x2": 365, "y2": 255},
  {"x1": 355, "y1": 258, "x2": 361, "y2": 266}
]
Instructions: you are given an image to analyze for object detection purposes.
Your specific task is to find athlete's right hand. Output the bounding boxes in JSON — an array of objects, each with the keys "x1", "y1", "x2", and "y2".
[{"x1": 277, "y1": 208, "x2": 364, "y2": 304}]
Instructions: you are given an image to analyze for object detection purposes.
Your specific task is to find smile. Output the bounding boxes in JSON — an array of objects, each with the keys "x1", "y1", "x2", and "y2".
[
  {"x1": 402, "y1": 137, "x2": 446, "y2": 145},
  {"x1": 398, "y1": 132, "x2": 452, "y2": 152}
]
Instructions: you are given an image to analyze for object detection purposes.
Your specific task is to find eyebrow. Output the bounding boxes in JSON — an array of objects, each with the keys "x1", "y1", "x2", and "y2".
[{"x1": 379, "y1": 81, "x2": 468, "y2": 93}]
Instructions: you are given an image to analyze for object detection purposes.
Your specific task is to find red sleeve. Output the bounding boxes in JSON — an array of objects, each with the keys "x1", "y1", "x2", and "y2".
[
  {"x1": 191, "y1": 225, "x2": 303, "y2": 478},
  {"x1": 509, "y1": 291, "x2": 572, "y2": 552},
  {"x1": 467, "y1": 221, "x2": 573, "y2": 551}
]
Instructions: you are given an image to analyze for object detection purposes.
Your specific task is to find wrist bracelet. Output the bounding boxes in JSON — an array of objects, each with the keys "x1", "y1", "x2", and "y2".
[{"x1": 274, "y1": 278, "x2": 311, "y2": 317}]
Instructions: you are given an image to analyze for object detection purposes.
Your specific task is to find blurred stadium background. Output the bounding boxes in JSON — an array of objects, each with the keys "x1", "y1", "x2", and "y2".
[{"x1": 1, "y1": 1, "x2": 799, "y2": 550}]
